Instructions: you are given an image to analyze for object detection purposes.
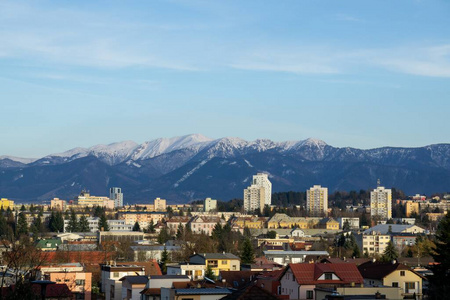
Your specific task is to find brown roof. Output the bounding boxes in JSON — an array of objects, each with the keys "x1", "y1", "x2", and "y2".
[
  {"x1": 220, "y1": 271, "x2": 261, "y2": 289},
  {"x1": 172, "y1": 281, "x2": 191, "y2": 289},
  {"x1": 121, "y1": 260, "x2": 162, "y2": 276},
  {"x1": 140, "y1": 288, "x2": 161, "y2": 295},
  {"x1": 321, "y1": 257, "x2": 371, "y2": 266},
  {"x1": 358, "y1": 261, "x2": 422, "y2": 280},
  {"x1": 287, "y1": 263, "x2": 363, "y2": 285}
]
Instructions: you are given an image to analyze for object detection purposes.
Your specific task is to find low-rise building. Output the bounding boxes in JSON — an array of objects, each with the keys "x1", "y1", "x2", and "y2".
[
  {"x1": 263, "y1": 250, "x2": 329, "y2": 265},
  {"x1": 189, "y1": 253, "x2": 241, "y2": 277},
  {"x1": 118, "y1": 211, "x2": 166, "y2": 228},
  {"x1": 101, "y1": 264, "x2": 146, "y2": 300},
  {"x1": 189, "y1": 216, "x2": 226, "y2": 236},
  {"x1": 0, "y1": 198, "x2": 14, "y2": 210}
]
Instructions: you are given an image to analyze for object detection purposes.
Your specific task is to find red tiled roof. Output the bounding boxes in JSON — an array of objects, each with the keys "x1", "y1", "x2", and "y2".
[
  {"x1": 42, "y1": 251, "x2": 115, "y2": 264},
  {"x1": 288, "y1": 263, "x2": 363, "y2": 285}
]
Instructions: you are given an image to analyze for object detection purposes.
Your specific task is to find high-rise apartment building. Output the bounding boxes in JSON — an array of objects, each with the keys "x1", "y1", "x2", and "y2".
[
  {"x1": 243, "y1": 185, "x2": 266, "y2": 213},
  {"x1": 370, "y1": 186, "x2": 392, "y2": 220},
  {"x1": 306, "y1": 185, "x2": 328, "y2": 216},
  {"x1": 251, "y1": 173, "x2": 272, "y2": 206},
  {"x1": 109, "y1": 187, "x2": 123, "y2": 208},
  {"x1": 154, "y1": 197, "x2": 167, "y2": 212},
  {"x1": 204, "y1": 197, "x2": 217, "y2": 212}
]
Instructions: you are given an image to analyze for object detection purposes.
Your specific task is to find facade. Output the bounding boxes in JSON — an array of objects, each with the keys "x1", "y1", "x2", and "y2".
[
  {"x1": 370, "y1": 186, "x2": 392, "y2": 220},
  {"x1": 189, "y1": 253, "x2": 241, "y2": 277},
  {"x1": 338, "y1": 217, "x2": 360, "y2": 229},
  {"x1": 204, "y1": 197, "x2": 217, "y2": 212},
  {"x1": 252, "y1": 173, "x2": 272, "y2": 206},
  {"x1": 101, "y1": 265, "x2": 146, "y2": 300},
  {"x1": 167, "y1": 263, "x2": 205, "y2": 280},
  {"x1": 358, "y1": 261, "x2": 424, "y2": 299},
  {"x1": 0, "y1": 198, "x2": 14, "y2": 210},
  {"x1": 405, "y1": 201, "x2": 420, "y2": 217},
  {"x1": 243, "y1": 185, "x2": 266, "y2": 213},
  {"x1": 118, "y1": 211, "x2": 166, "y2": 228},
  {"x1": 76, "y1": 190, "x2": 115, "y2": 209},
  {"x1": 189, "y1": 216, "x2": 227, "y2": 236},
  {"x1": 120, "y1": 276, "x2": 148, "y2": 300},
  {"x1": 263, "y1": 251, "x2": 329, "y2": 265},
  {"x1": 306, "y1": 185, "x2": 328, "y2": 216},
  {"x1": 361, "y1": 232, "x2": 391, "y2": 256},
  {"x1": 279, "y1": 263, "x2": 364, "y2": 300},
  {"x1": 109, "y1": 187, "x2": 123, "y2": 208},
  {"x1": 50, "y1": 198, "x2": 66, "y2": 211},
  {"x1": 154, "y1": 197, "x2": 167, "y2": 211}
]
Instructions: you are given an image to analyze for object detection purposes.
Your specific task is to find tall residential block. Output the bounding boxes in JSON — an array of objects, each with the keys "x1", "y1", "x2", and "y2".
[
  {"x1": 154, "y1": 197, "x2": 167, "y2": 212},
  {"x1": 110, "y1": 187, "x2": 123, "y2": 208},
  {"x1": 306, "y1": 185, "x2": 328, "y2": 216},
  {"x1": 204, "y1": 197, "x2": 217, "y2": 212},
  {"x1": 251, "y1": 173, "x2": 272, "y2": 206},
  {"x1": 0, "y1": 198, "x2": 14, "y2": 210},
  {"x1": 370, "y1": 186, "x2": 392, "y2": 220},
  {"x1": 244, "y1": 185, "x2": 266, "y2": 213}
]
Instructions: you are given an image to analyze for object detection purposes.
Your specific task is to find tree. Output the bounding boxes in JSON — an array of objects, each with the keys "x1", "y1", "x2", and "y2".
[
  {"x1": 205, "y1": 264, "x2": 215, "y2": 280},
  {"x1": 0, "y1": 213, "x2": 8, "y2": 238},
  {"x1": 16, "y1": 212, "x2": 28, "y2": 237},
  {"x1": 176, "y1": 223, "x2": 184, "y2": 240},
  {"x1": 49, "y1": 211, "x2": 64, "y2": 232},
  {"x1": 66, "y1": 210, "x2": 79, "y2": 232},
  {"x1": 380, "y1": 240, "x2": 398, "y2": 262},
  {"x1": 78, "y1": 215, "x2": 90, "y2": 232},
  {"x1": 99, "y1": 213, "x2": 109, "y2": 231},
  {"x1": 147, "y1": 222, "x2": 155, "y2": 233},
  {"x1": 267, "y1": 230, "x2": 277, "y2": 239},
  {"x1": 160, "y1": 247, "x2": 169, "y2": 274},
  {"x1": 429, "y1": 213, "x2": 450, "y2": 299},
  {"x1": 157, "y1": 226, "x2": 170, "y2": 244},
  {"x1": 342, "y1": 219, "x2": 350, "y2": 231},
  {"x1": 240, "y1": 238, "x2": 255, "y2": 264},
  {"x1": 133, "y1": 221, "x2": 141, "y2": 232}
]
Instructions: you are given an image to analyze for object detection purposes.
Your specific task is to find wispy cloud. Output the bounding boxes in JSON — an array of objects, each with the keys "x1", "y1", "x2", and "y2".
[{"x1": 335, "y1": 13, "x2": 363, "y2": 22}]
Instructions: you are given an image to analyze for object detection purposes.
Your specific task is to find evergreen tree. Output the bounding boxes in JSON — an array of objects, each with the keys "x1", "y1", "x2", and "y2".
[
  {"x1": 176, "y1": 223, "x2": 184, "y2": 239},
  {"x1": 240, "y1": 238, "x2": 255, "y2": 264},
  {"x1": 49, "y1": 211, "x2": 64, "y2": 232},
  {"x1": 16, "y1": 212, "x2": 28, "y2": 237},
  {"x1": 429, "y1": 213, "x2": 450, "y2": 299},
  {"x1": 147, "y1": 222, "x2": 155, "y2": 233},
  {"x1": 99, "y1": 213, "x2": 109, "y2": 231},
  {"x1": 381, "y1": 240, "x2": 398, "y2": 262},
  {"x1": 67, "y1": 210, "x2": 79, "y2": 232},
  {"x1": 133, "y1": 221, "x2": 141, "y2": 232},
  {"x1": 205, "y1": 264, "x2": 215, "y2": 280},
  {"x1": 78, "y1": 215, "x2": 90, "y2": 232},
  {"x1": 342, "y1": 219, "x2": 350, "y2": 231},
  {"x1": 157, "y1": 226, "x2": 170, "y2": 244},
  {"x1": 160, "y1": 247, "x2": 169, "y2": 274},
  {"x1": 20, "y1": 204, "x2": 26, "y2": 212},
  {"x1": 0, "y1": 213, "x2": 8, "y2": 238}
]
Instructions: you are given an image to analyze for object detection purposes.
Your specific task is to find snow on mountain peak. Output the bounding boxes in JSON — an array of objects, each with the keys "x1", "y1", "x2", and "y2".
[{"x1": 298, "y1": 138, "x2": 327, "y2": 147}]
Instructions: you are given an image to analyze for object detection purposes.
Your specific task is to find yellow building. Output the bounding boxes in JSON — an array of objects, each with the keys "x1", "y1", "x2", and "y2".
[
  {"x1": 50, "y1": 198, "x2": 66, "y2": 211},
  {"x1": 0, "y1": 198, "x2": 14, "y2": 210},
  {"x1": 76, "y1": 191, "x2": 114, "y2": 209},
  {"x1": 405, "y1": 201, "x2": 420, "y2": 217},
  {"x1": 154, "y1": 197, "x2": 167, "y2": 212},
  {"x1": 306, "y1": 185, "x2": 328, "y2": 216},
  {"x1": 233, "y1": 216, "x2": 266, "y2": 229},
  {"x1": 189, "y1": 253, "x2": 240, "y2": 277}
]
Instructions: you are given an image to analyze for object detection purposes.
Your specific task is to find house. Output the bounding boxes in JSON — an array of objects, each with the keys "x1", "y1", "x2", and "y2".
[
  {"x1": 189, "y1": 216, "x2": 227, "y2": 236},
  {"x1": 35, "y1": 238, "x2": 62, "y2": 251},
  {"x1": 120, "y1": 276, "x2": 149, "y2": 300},
  {"x1": 189, "y1": 253, "x2": 241, "y2": 277},
  {"x1": 140, "y1": 275, "x2": 190, "y2": 300},
  {"x1": 363, "y1": 224, "x2": 425, "y2": 235},
  {"x1": 337, "y1": 217, "x2": 360, "y2": 230},
  {"x1": 317, "y1": 217, "x2": 340, "y2": 230},
  {"x1": 358, "y1": 261, "x2": 425, "y2": 299},
  {"x1": 290, "y1": 227, "x2": 306, "y2": 238},
  {"x1": 130, "y1": 245, "x2": 180, "y2": 262},
  {"x1": 101, "y1": 264, "x2": 146, "y2": 300},
  {"x1": 263, "y1": 250, "x2": 329, "y2": 265},
  {"x1": 166, "y1": 216, "x2": 192, "y2": 234},
  {"x1": 279, "y1": 263, "x2": 364, "y2": 300},
  {"x1": 161, "y1": 287, "x2": 232, "y2": 300},
  {"x1": 241, "y1": 256, "x2": 283, "y2": 272},
  {"x1": 220, "y1": 284, "x2": 279, "y2": 300},
  {"x1": 166, "y1": 263, "x2": 205, "y2": 280}
]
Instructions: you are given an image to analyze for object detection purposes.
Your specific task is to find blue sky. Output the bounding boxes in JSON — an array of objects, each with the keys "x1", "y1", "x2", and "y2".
[{"x1": 1, "y1": 0, "x2": 450, "y2": 157}]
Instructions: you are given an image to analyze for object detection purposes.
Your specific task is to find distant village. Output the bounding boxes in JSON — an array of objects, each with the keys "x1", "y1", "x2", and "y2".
[{"x1": 0, "y1": 173, "x2": 449, "y2": 300}]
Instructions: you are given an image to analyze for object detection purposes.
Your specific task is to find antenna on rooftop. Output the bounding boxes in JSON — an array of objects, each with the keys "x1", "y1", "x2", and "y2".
[{"x1": 377, "y1": 179, "x2": 381, "y2": 187}]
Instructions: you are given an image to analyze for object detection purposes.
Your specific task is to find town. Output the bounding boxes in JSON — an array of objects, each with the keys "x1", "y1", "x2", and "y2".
[{"x1": 0, "y1": 173, "x2": 448, "y2": 300}]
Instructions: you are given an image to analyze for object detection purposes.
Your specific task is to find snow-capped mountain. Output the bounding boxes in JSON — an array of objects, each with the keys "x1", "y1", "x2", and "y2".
[{"x1": 1, "y1": 134, "x2": 449, "y2": 203}]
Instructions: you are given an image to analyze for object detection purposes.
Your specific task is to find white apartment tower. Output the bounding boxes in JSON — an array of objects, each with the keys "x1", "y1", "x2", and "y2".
[
  {"x1": 306, "y1": 185, "x2": 328, "y2": 216},
  {"x1": 109, "y1": 187, "x2": 123, "y2": 207},
  {"x1": 204, "y1": 197, "x2": 217, "y2": 212},
  {"x1": 370, "y1": 186, "x2": 392, "y2": 220},
  {"x1": 252, "y1": 173, "x2": 272, "y2": 206},
  {"x1": 243, "y1": 185, "x2": 266, "y2": 213}
]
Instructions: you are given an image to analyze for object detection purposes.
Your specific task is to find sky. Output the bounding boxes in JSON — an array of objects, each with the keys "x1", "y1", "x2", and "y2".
[{"x1": 1, "y1": 0, "x2": 450, "y2": 158}]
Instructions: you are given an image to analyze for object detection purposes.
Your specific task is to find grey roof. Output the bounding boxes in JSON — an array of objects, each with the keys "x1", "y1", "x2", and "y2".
[
  {"x1": 148, "y1": 275, "x2": 189, "y2": 279},
  {"x1": 175, "y1": 288, "x2": 232, "y2": 295},
  {"x1": 120, "y1": 276, "x2": 149, "y2": 284},
  {"x1": 195, "y1": 253, "x2": 240, "y2": 260},
  {"x1": 363, "y1": 224, "x2": 424, "y2": 235}
]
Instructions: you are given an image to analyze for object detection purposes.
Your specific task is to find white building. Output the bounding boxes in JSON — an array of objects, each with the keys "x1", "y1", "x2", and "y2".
[
  {"x1": 203, "y1": 197, "x2": 217, "y2": 212},
  {"x1": 371, "y1": 186, "x2": 392, "y2": 220},
  {"x1": 154, "y1": 198, "x2": 167, "y2": 212},
  {"x1": 244, "y1": 185, "x2": 266, "y2": 213},
  {"x1": 252, "y1": 173, "x2": 272, "y2": 206},
  {"x1": 306, "y1": 185, "x2": 328, "y2": 216},
  {"x1": 110, "y1": 187, "x2": 123, "y2": 208}
]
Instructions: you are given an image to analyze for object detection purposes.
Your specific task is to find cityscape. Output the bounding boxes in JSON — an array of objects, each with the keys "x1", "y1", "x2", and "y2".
[{"x1": 1, "y1": 1, "x2": 450, "y2": 300}]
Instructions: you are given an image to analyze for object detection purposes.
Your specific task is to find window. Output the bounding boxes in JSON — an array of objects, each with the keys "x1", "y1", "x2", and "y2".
[
  {"x1": 221, "y1": 260, "x2": 227, "y2": 265},
  {"x1": 405, "y1": 282, "x2": 415, "y2": 291},
  {"x1": 324, "y1": 273, "x2": 333, "y2": 280},
  {"x1": 306, "y1": 290, "x2": 314, "y2": 299},
  {"x1": 400, "y1": 271, "x2": 405, "y2": 276},
  {"x1": 75, "y1": 279, "x2": 85, "y2": 286},
  {"x1": 113, "y1": 272, "x2": 119, "y2": 278},
  {"x1": 392, "y1": 282, "x2": 398, "y2": 287}
]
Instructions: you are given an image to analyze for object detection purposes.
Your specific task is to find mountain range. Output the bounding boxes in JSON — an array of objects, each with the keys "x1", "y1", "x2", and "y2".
[{"x1": 1, "y1": 134, "x2": 449, "y2": 203}]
